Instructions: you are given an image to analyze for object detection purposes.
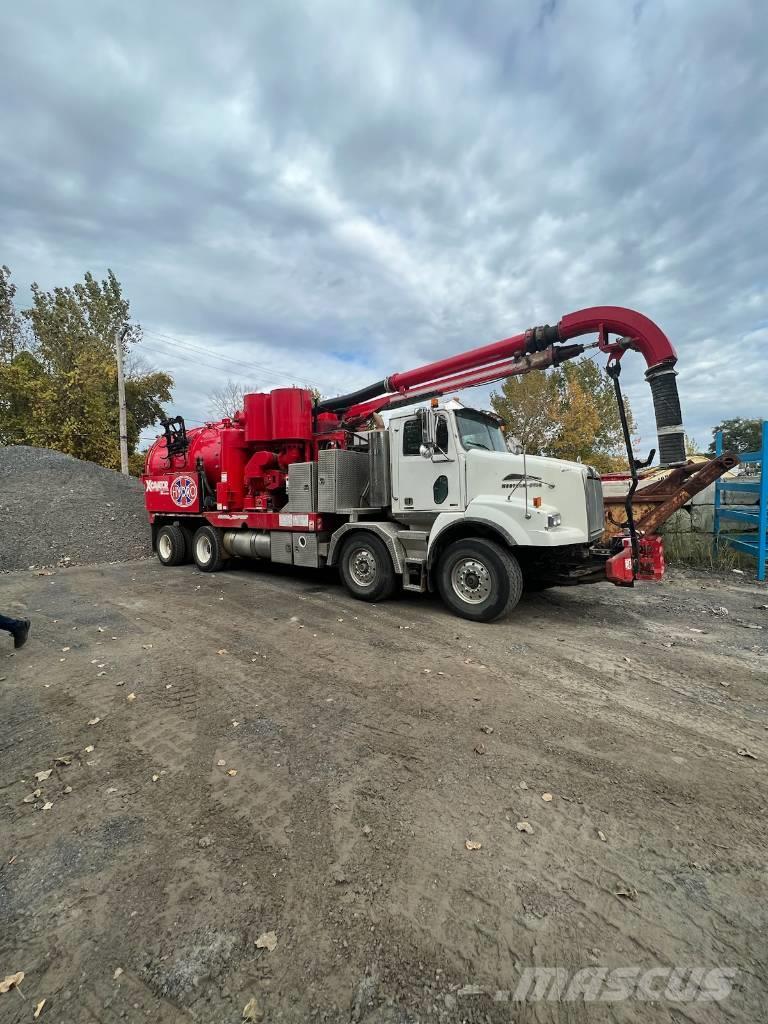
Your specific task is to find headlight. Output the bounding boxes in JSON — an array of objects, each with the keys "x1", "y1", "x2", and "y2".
[{"x1": 547, "y1": 513, "x2": 561, "y2": 529}]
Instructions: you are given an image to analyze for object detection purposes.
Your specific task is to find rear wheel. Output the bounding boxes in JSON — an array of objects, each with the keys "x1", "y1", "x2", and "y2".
[
  {"x1": 192, "y1": 525, "x2": 227, "y2": 572},
  {"x1": 339, "y1": 533, "x2": 397, "y2": 603},
  {"x1": 156, "y1": 524, "x2": 188, "y2": 567},
  {"x1": 436, "y1": 537, "x2": 523, "y2": 622}
]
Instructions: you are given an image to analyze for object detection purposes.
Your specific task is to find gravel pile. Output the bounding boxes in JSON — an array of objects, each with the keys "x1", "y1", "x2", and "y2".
[{"x1": 0, "y1": 446, "x2": 152, "y2": 570}]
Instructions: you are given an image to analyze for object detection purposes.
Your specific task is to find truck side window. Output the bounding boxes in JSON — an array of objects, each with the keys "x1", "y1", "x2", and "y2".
[
  {"x1": 402, "y1": 419, "x2": 422, "y2": 456},
  {"x1": 435, "y1": 415, "x2": 449, "y2": 453}
]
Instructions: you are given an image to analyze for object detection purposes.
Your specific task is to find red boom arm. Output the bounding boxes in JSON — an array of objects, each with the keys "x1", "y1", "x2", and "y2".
[{"x1": 316, "y1": 306, "x2": 684, "y2": 465}]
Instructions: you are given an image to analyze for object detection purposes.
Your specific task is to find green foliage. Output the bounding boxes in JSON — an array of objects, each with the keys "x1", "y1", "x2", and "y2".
[
  {"x1": 707, "y1": 417, "x2": 763, "y2": 455},
  {"x1": 490, "y1": 357, "x2": 636, "y2": 473},
  {"x1": 0, "y1": 267, "x2": 174, "y2": 469}
]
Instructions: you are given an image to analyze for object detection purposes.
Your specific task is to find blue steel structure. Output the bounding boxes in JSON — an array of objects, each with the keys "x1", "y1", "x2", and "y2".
[{"x1": 714, "y1": 422, "x2": 767, "y2": 581}]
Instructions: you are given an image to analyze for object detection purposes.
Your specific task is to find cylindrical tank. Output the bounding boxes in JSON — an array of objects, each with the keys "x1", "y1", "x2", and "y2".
[
  {"x1": 244, "y1": 392, "x2": 273, "y2": 443},
  {"x1": 218, "y1": 427, "x2": 249, "y2": 509},
  {"x1": 145, "y1": 425, "x2": 222, "y2": 482},
  {"x1": 270, "y1": 388, "x2": 313, "y2": 440}
]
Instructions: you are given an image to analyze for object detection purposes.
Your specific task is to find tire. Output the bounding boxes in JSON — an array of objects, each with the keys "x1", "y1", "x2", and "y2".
[
  {"x1": 179, "y1": 524, "x2": 196, "y2": 564},
  {"x1": 436, "y1": 537, "x2": 523, "y2": 622},
  {"x1": 192, "y1": 525, "x2": 227, "y2": 572},
  {"x1": 339, "y1": 533, "x2": 397, "y2": 603},
  {"x1": 156, "y1": 524, "x2": 188, "y2": 567}
]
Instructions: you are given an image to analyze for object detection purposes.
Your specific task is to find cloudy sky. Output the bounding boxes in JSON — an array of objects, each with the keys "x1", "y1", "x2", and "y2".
[{"x1": 1, "y1": 0, "x2": 766, "y2": 451}]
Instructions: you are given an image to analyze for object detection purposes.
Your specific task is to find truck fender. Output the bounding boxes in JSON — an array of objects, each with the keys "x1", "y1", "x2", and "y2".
[
  {"x1": 426, "y1": 510, "x2": 523, "y2": 571},
  {"x1": 327, "y1": 522, "x2": 405, "y2": 573}
]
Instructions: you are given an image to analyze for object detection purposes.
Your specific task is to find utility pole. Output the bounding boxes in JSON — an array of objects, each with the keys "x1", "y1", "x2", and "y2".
[{"x1": 115, "y1": 324, "x2": 129, "y2": 475}]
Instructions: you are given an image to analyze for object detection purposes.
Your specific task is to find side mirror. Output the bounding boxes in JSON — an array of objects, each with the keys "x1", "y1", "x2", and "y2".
[{"x1": 417, "y1": 407, "x2": 436, "y2": 457}]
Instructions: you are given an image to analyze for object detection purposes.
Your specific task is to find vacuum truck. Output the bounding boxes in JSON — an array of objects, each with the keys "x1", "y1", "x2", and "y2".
[{"x1": 142, "y1": 306, "x2": 685, "y2": 622}]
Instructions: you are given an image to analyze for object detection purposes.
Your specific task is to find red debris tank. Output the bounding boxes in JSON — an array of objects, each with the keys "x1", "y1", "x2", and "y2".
[
  {"x1": 243, "y1": 392, "x2": 272, "y2": 444},
  {"x1": 270, "y1": 388, "x2": 313, "y2": 440},
  {"x1": 145, "y1": 424, "x2": 222, "y2": 480}
]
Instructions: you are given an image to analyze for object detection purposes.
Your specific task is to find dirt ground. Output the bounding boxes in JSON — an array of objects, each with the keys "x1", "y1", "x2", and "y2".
[{"x1": 1, "y1": 557, "x2": 766, "y2": 1023}]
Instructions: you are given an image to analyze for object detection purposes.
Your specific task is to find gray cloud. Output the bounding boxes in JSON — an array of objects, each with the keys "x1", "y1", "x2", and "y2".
[{"x1": 1, "y1": 0, "x2": 766, "y2": 448}]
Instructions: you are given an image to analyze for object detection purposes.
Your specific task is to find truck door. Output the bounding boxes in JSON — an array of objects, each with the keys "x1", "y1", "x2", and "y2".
[{"x1": 392, "y1": 413, "x2": 464, "y2": 514}]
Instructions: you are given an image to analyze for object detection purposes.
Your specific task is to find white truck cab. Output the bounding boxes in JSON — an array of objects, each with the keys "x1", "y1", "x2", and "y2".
[{"x1": 327, "y1": 400, "x2": 605, "y2": 621}]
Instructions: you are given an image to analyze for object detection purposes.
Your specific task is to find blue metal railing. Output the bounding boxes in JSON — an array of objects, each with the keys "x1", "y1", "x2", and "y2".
[{"x1": 714, "y1": 422, "x2": 768, "y2": 580}]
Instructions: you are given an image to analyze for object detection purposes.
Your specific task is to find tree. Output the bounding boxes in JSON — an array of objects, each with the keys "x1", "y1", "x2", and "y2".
[
  {"x1": 707, "y1": 417, "x2": 763, "y2": 455},
  {"x1": 490, "y1": 357, "x2": 637, "y2": 473},
  {"x1": 0, "y1": 267, "x2": 174, "y2": 471},
  {"x1": 209, "y1": 379, "x2": 257, "y2": 419}
]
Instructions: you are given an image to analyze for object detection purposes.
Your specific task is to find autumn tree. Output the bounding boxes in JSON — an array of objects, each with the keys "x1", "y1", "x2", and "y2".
[
  {"x1": 0, "y1": 267, "x2": 174, "y2": 471},
  {"x1": 490, "y1": 357, "x2": 636, "y2": 473}
]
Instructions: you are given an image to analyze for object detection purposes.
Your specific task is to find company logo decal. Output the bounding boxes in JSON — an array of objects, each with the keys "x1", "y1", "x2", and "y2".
[
  {"x1": 170, "y1": 475, "x2": 198, "y2": 507},
  {"x1": 145, "y1": 479, "x2": 169, "y2": 494},
  {"x1": 501, "y1": 473, "x2": 555, "y2": 490}
]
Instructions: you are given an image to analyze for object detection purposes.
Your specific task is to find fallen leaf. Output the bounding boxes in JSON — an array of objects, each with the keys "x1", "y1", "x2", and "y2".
[
  {"x1": 217, "y1": 759, "x2": 226, "y2": 767},
  {"x1": 63, "y1": 786, "x2": 72, "y2": 795},
  {"x1": 255, "y1": 931, "x2": 278, "y2": 952},
  {"x1": 242, "y1": 996, "x2": 261, "y2": 1021},
  {"x1": 464, "y1": 839, "x2": 482, "y2": 850},
  {"x1": 106, "y1": 787, "x2": 117, "y2": 794},
  {"x1": 226, "y1": 769, "x2": 238, "y2": 777},
  {"x1": 541, "y1": 793, "x2": 553, "y2": 802},
  {"x1": 516, "y1": 821, "x2": 533, "y2": 834},
  {"x1": 142, "y1": 644, "x2": 153, "y2": 649},
  {"x1": 480, "y1": 725, "x2": 494, "y2": 735},
  {"x1": 737, "y1": 748, "x2": 757, "y2": 759},
  {"x1": 113, "y1": 968, "x2": 123, "y2": 979},
  {"x1": 217, "y1": 649, "x2": 228, "y2": 655},
  {"x1": 126, "y1": 692, "x2": 137, "y2": 701},
  {"x1": 22, "y1": 790, "x2": 41, "y2": 804},
  {"x1": 0, "y1": 972, "x2": 24, "y2": 993},
  {"x1": 362, "y1": 824, "x2": 372, "y2": 836},
  {"x1": 84, "y1": 745, "x2": 94, "y2": 753},
  {"x1": 116, "y1": 681, "x2": 125, "y2": 687},
  {"x1": 232, "y1": 720, "x2": 240, "y2": 727},
  {"x1": 54, "y1": 756, "x2": 72, "y2": 766},
  {"x1": 597, "y1": 830, "x2": 607, "y2": 842},
  {"x1": 519, "y1": 781, "x2": 528, "y2": 790},
  {"x1": 61, "y1": 647, "x2": 70, "y2": 652},
  {"x1": 473, "y1": 743, "x2": 486, "y2": 755},
  {"x1": 97, "y1": 626, "x2": 105, "y2": 632},
  {"x1": 42, "y1": 801, "x2": 53, "y2": 811},
  {"x1": 614, "y1": 886, "x2": 638, "y2": 901},
  {"x1": 152, "y1": 774, "x2": 159, "y2": 782},
  {"x1": 34, "y1": 769, "x2": 52, "y2": 782},
  {"x1": 88, "y1": 717, "x2": 101, "y2": 726},
  {"x1": 688, "y1": 628, "x2": 706, "y2": 634},
  {"x1": 34, "y1": 998, "x2": 46, "y2": 1018}
]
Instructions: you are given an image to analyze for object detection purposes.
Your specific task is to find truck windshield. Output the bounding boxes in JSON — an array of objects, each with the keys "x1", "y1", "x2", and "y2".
[{"x1": 455, "y1": 409, "x2": 507, "y2": 452}]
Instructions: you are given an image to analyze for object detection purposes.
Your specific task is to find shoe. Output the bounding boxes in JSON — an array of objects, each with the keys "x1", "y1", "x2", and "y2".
[{"x1": 13, "y1": 619, "x2": 30, "y2": 649}]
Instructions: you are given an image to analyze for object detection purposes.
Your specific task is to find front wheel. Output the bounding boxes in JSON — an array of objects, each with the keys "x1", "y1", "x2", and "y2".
[
  {"x1": 192, "y1": 525, "x2": 227, "y2": 572},
  {"x1": 436, "y1": 537, "x2": 523, "y2": 622},
  {"x1": 339, "y1": 533, "x2": 397, "y2": 603}
]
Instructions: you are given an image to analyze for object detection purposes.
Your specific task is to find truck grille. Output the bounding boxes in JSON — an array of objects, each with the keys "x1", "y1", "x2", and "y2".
[{"x1": 585, "y1": 469, "x2": 604, "y2": 540}]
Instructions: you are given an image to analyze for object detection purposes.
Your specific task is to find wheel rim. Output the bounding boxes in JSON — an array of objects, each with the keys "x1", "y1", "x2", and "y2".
[
  {"x1": 451, "y1": 557, "x2": 492, "y2": 604},
  {"x1": 196, "y1": 535, "x2": 212, "y2": 564},
  {"x1": 158, "y1": 534, "x2": 172, "y2": 560},
  {"x1": 349, "y1": 546, "x2": 377, "y2": 587}
]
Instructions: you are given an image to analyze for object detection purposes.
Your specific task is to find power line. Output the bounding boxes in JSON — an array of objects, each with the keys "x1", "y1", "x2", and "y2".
[{"x1": 141, "y1": 327, "x2": 337, "y2": 393}]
